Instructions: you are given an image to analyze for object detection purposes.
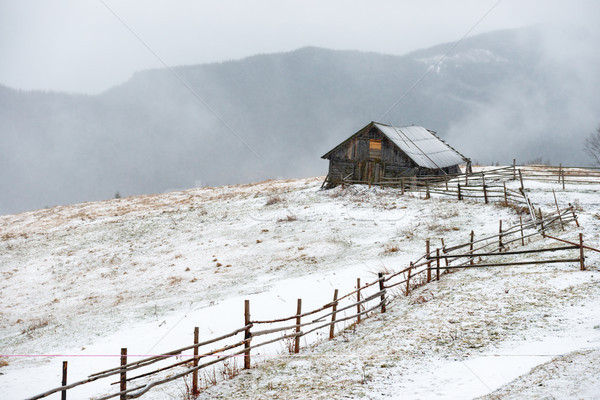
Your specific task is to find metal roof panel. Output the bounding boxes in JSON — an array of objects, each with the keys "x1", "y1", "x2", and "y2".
[{"x1": 374, "y1": 123, "x2": 467, "y2": 169}]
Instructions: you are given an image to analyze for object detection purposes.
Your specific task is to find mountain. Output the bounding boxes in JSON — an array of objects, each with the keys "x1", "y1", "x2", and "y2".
[{"x1": 1, "y1": 26, "x2": 599, "y2": 215}]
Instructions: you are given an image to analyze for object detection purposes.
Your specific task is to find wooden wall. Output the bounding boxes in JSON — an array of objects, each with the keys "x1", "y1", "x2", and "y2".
[{"x1": 325, "y1": 126, "x2": 460, "y2": 185}]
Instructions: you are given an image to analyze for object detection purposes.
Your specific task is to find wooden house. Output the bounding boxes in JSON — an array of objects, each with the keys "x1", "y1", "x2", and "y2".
[{"x1": 322, "y1": 121, "x2": 470, "y2": 187}]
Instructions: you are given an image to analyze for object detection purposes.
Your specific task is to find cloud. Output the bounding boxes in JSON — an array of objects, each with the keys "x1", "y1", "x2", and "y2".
[{"x1": 3, "y1": 0, "x2": 598, "y2": 93}]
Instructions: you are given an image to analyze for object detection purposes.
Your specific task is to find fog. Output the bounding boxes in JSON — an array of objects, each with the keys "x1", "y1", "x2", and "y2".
[
  {"x1": 1, "y1": 1, "x2": 600, "y2": 215},
  {"x1": 446, "y1": 25, "x2": 600, "y2": 165},
  {"x1": 1, "y1": 0, "x2": 598, "y2": 93}
]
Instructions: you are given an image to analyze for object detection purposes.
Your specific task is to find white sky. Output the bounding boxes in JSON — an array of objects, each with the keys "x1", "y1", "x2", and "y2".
[{"x1": 0, "y1": 0, "x2": 597, "y2": 93}]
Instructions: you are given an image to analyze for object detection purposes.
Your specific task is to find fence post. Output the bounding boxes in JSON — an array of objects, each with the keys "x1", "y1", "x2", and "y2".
[
  {"x1": 503, "y1": 182, "x2": 508, "y2": 206},
  {"x1": 378, "y1": 272, "x2": 386, "y2": 311},
  {"x1": 580, "y1": 233, "x2": 585, "y2": 271},
  {"x1": 465, "y1": 169, "x2": 469, "y2": 186},
  {"x1": 426, "y1": 239, "x2": 431, "y2": 283},
  {"x1": 356, "y1": 278, "x2": 361, "y2": 324},
  {"x1": 445, "y1": 175, "x2": 449, "y2": 190},
  {"x1": 405, "y1": 266, "x2": 411, "y2": 296},
  {"x1": 539, "y1": 209, "x2": 545, "y2": 237},
  {"x1": 192, "y1": 327, "x2": 199, "y2": 395},
  {"x1": 61, "y1": 361, "x2": 68, "y2": 400},
  {"x1": 520, "y1": 216, "x2": 525, "y2": 246},
  {"x1": 512, "y1": 159, "x2": 516, "y2": 180},
  {"x1": 244, "y1": 300, "x2": 251, "y2": 369},
  {"x1": 458, "y1": 183, "x2": 462, "y2": 200},
  {"x1": 552, "y1": 189, "x2": 564, "y2": 231},
  {"x1": 120, "y1": 348, "x2": 127, "y2": 400},
  {"x1": 499, "y1": 220, "x2": 504, "y2": 250},
  {"x1": 569, "y1": 203, "x2": 580, "y2": 227},
  {"x1": 401, "y1": 178, "x2": 405, "y2": 195},
  {"x1": 329, "y1": 289, "x2": 339, "y2": 339},
  {"x1": 482, "y1": 173, "x2": 488, "y2": 204},
  {"x1": 436, "y1": 249, "x2": 440, "y2": 280},
  {"x1": 425, "y1": 180, "x2": 430, "y2": 199},
  {"x1": 470, "y1": 230, "x2": 474, "y2": 265},
  {"x1": 558, "y1": 163, "x2": 562, "y2": 184},
  {"x1": 562, "y1": 165, "x2": 565, "y2": 190},
  {"x1": 295, "y1": 299, "x2": 302, "y2": 353},
  {"x1": 519, "y1": 169, "x2": 525, "y2": 193}
]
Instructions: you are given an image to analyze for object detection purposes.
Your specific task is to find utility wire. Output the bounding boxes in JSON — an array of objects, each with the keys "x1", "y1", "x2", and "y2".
[
  {"x1": 378, "y1": 0, "x2": 504, "y2": 121},
  {"x1": 98, "y1": 0, "x2": 261, "y2": 159}
]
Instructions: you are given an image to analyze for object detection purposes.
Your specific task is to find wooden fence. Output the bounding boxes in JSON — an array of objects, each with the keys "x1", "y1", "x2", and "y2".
[
  {"x1": 342, "y1": 163, "x2": 600, "y2": 193},
  {"x1": 382, "y1": 204, "x2": 584, "y2": 298},
  {"x1": 27, "y1": 274, "x2": 389, "y2": 400},
  {"x1": 25, "y1": 166, "x2": 596, "y2": 399},
  {"x1": 518, "y1": 164, "x2": 600, "y2": 187}
]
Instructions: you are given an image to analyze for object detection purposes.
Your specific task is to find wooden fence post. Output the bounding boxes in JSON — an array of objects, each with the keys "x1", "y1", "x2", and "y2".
[
  {"x1": 569, "y1": 203, "x2": 580, "y2": 227},
  {"x1": 329, "y1": 289, "x2": 339, "y2": 339},
  {"x1": 356, "y1": 278, "x2": 361, "y2": 324},
  {"x1": 244, "y1": 300, "x2": 251, "y2": 369},
  {"x1": 580, "y1": 233, "x2": 585, "y2": 271},
  {"x1": 378, "y1": 273, "x2": 386, "y2": 312},
  {"x1": 425, "y1": 180, "x2": 430, "y2": 199},
  {"x1": 520, "y1": 216, "x2": 525, "y2": 246},
  {"x1": 552, "y1": 190, "x2": 564, "y2": 231},
  {"x1": 61, "y1": 361, "x2": 67, "y2": 400},
  {"x1": 192, "y1": 327, "x2": 199, "y2": 395},
  {"x1": 558, "y1": 163, "x2": 562, "y2": 184},
  {"x1": 426, "y1": 239, "x2": 431, "y2": 283},
  {"x1": 512, "y1": 159, "x2": 516, "y2": 180},
  {"x1": 465, "y1": 170, "x2": 469, "y2": 186},
  {"x1": 503, "y1": 182, "x2": 508, "y2": 206},
  {"x1": 519, "y1": 169, "x2": 525, "y2": 193},
  {"x1": 539, "y1": 209, "x2": 545, "y2": 237},
  {"x1": 405, "y1": 266, "x2": 411, "y2": 296},
  {"x1": 499, "y1": 220, "x2": 504, "y2": 250},
  {"x1": 295, "y1": 299, "x2": 302, "y2": 353},
  {"x1": 436, "y1": 249, "x2": 440, "y2": 280},
  {"x1": 445, "y1": 175, "x2": 449, "y2": 191},
  {"x1": 120, "y1": 348, "x2": 127, "y2": 400},
  {"x1": 470, "y1": 230, "x2": 474, "y2": 265},
  {"x1": 482, "y1": 173, "x2": 488, "y2": 204},
  {"x1": 562, "y1": 165, "x2": 565, "y2": 190},
  {"x1": 457, "y1": 183, "x2": 462, "y2": 200}
]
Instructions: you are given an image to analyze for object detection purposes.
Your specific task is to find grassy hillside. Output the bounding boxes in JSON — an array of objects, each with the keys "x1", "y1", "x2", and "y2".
[{"x1": 1, "y1": 170, "x2": 599, "y2": 398}]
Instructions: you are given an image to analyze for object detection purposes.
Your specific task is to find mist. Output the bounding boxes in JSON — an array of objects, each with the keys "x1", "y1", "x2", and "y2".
[
  {"x1": 1, "y1": 20, "x2": 600, "y2": 215},
  {"x1": 447, "y1": 24, "x2": 600, "y2": 165}
]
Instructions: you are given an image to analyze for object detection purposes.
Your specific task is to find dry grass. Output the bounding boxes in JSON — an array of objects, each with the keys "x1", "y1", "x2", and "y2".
[
  {"x1": 499, "y1": 202, "x2": 530, "y2": 215},
  {"x1": 265, "y1": 195, "x2": 284, "y2": 206},
  {"x1": 277, "y1": 214, "x2": 297, "y2": 222},
  {"x1": 0, "y1": 358, "x2": 8, "y2": 368},
  {"x1": 383, "y1": 244, "x2": 400, "y2": 253},
  {"x1": 168, "y1": 276, "x2": 183, "y2": 285},
  {"x1": 21, "y1": 318, "x2": 49, "y2": 336},
  {"x1": 397, "y1": 226, "x2": 415, "y2": 239}
]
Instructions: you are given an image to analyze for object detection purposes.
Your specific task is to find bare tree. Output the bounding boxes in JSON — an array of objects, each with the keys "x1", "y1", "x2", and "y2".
[{"x1": 584, "y1": 126, "x2": 600, "y2": 165}]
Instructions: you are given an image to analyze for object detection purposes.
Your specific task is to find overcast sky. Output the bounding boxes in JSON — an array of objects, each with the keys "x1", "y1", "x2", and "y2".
[{"x1": 1, "y1": 0, "x2": 598, "y2": 94}]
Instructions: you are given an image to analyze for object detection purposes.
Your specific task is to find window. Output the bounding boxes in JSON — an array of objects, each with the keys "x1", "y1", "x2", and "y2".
[{"x1": 369, "y1": 140, "x2": 381, "y2": 159}]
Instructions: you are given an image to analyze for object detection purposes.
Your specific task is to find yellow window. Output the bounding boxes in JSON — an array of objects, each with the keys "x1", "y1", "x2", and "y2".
[
  {"x1": 369, "y1": 140, "x2": 382, "y2": 150},
  {"x1": 369, "y1": 140, "x2": 382, "y2": 159}
]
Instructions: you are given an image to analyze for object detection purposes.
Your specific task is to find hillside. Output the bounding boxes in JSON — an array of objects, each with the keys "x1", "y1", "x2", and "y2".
[
  {"x1": 0, "y1": 170, "x2": 599, "y2": 398},
  {"x1": 2, "y1": 25, "x2": 600, "y2": 215}
]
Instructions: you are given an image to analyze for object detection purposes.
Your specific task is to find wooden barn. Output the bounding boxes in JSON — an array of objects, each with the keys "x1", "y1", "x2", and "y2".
[{"x1": 322, "y1": 121, "x2": 470, "y2": 187}]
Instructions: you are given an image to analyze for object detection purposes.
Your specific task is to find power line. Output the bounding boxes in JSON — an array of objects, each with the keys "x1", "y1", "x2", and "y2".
[
  {"x1": 98, "y1": 0, "x2": 261, "y2": 159},
  {"x1": 378, "y1": 0, "x2": 504, "y2": 122}
]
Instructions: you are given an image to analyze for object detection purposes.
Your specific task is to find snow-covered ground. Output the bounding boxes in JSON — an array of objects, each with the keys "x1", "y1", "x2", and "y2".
[{"x1": 0, "y1": 172, "x2": 598, "y2": 399}]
